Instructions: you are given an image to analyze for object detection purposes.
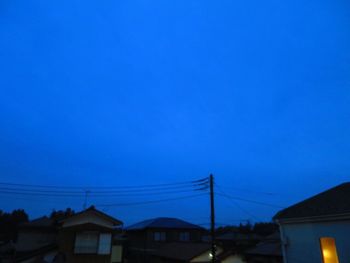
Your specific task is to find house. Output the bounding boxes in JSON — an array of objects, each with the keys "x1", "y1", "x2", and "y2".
[
  {"x1": 15, "y1": 216, "x2": 57, "y2": 256},
  {"x1": 124, "y1": 217, "x2": 207, "y2": 263},
  {"x1": 217, "y1": 250, "x2": 247, "y2": 263},
  {"x1": 57, "y1": 206, "x2": 123, "y2": 263},
  {"x1": 273, "y1": 182, "x2": 350, "y2": 263},
  {"x1": 150, "y1": 242, "x2": 222, "y2": 263},
  {"x1": 14, "y1": 206, "x2": 123, "y2": 263},
  {"x1": 216, "y1": 231, "x2": 262, "y2": 250},
  {"x1": 0, "y1": 241, "x2": 16, "y2": 263},
  {"x1": 149, "y1": 241, "x2": 247, "y2": 263},
  {"x1": 244, "y1": 232, "x2": 282, "y2": 263}
]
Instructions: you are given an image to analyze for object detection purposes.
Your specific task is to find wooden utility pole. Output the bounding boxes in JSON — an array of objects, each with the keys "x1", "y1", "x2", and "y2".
[{"x1": 210, "y1": 174, "x2": 216, "y2": 263}]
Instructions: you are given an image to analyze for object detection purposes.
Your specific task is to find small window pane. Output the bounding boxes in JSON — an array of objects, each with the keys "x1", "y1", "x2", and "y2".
[
  {"x1": 179, "y1": 232, "x2": 190, "y2": 242},
  {"x1": 154, "y1": 232, "x2": 166, "y2": 241},
  {"x1": 320, "y1": 237, "x2": 339, "y2": 263}
]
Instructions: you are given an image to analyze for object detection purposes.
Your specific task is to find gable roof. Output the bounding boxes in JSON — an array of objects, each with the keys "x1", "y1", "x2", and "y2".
[
  {"x1": 126, "y1": 217, "x2": 204, "y2": 230},
  {"x1": 274, "y1": 182, "x2": 350, "y2": 221},
  {"x1": 61, "y1": 206, "x2": 123, "y2": 226},
  {"x1": 151, "y1": 242, "x2": 211, "y2": 261}
]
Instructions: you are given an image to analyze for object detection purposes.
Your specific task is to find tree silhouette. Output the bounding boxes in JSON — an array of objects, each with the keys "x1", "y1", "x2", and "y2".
[
  {"x1": 0, "y1": 209, "x2": 28, "y2": 242},
  {"x1": 50, "y1": 208, "x2": 75, "y2": 221}
]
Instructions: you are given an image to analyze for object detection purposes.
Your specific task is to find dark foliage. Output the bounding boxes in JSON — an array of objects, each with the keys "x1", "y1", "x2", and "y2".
[
  {"x1": 216, "y1": 221, "x2": 278, "y2": 236},
  {"x1": 50, "y1": 208, "x2": 75, "y2": 221},
  {"x1": 238, "y1": 221, "x2": 253, "y2": 233},
  {"x1": 215, "y1": 225, "x2": 239, "y2": 235},
  {"x1": 0, "y1": 209, "x2": 28, "y2": 242},
  {"x1": 253, "y1": 222, "x2": 278, "y2": 236}
]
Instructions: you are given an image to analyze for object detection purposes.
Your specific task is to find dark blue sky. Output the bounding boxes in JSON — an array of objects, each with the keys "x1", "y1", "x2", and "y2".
[{"x1": 0, "y1": 0, "x2": 350, "y2": 226}]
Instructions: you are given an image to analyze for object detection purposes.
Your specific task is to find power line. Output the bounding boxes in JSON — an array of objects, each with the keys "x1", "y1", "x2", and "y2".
[
  {"x1": 0, "y1": 186, "x2": 203, "y2": 195},
  {"x1": 0, "y1": 188, "x2": 207, "y2": 198},
  {"x1": 0, "y1": 177, "x2": 209, "y2": 197},
  {"x1": 0, "y1": 177, "x2": 209, "y2": 190},
  {"x1": 215, "y1": 183, "x2": 261, "y2": 221},
  {"x1": 217, "y1": 185, "x2": 282, "y2": 196},
  {"x1": 0, "y1": 185, "x2": 198, "y2": 193},
  {"x1": 216, "y1": 192, "x2": 284, "y2": 208},
  {"x1": 96, "y1": 193, "x2": 206, "y2": 207}
]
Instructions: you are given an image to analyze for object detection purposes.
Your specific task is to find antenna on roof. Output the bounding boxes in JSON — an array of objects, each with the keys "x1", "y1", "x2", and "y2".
[{"x1": 83, "y1": 189, "x2": 91, "y2": 210}]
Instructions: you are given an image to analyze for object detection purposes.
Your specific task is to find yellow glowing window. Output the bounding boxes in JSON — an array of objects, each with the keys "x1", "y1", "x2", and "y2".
[{"x1": 320, "y1": 237, "x2": 339, "y2": 263}]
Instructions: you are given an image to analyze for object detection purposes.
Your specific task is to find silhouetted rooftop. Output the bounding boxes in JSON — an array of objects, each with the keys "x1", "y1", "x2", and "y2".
[
  {"x1": 20, "y1": 216, "x2": 55, "y2": 228},
  {"x1": 274, "y1": 182, "x2": 350, "y2": 220},
  {"x1": 126, "y1": 217, "x2": 204, "y2": 230}
]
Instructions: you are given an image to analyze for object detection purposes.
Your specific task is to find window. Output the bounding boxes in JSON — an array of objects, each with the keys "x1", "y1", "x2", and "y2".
[
  {"x1": 98, "y1": 233, "x2": 112, "y2": 255},
  {"x1": 74, "y1": 232, "x2": 99, "y2": 254},
  {"x1": 320, "y1": 237, "x2": 339, "y2": 263},
  {"x1": 179, "y1": 232, "x2": 190, "y2": 242},
  {"x1": 154, "y1": 232, "x2": 166, "y2": 241},
  {"x1": 74, "y1": 232, "x2": 112, "y2": 255}
]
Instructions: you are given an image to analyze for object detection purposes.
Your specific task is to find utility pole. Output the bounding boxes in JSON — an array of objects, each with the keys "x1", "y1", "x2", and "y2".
[{"x1": 210, "y1": 174, "x2": 216, "y2": 263}]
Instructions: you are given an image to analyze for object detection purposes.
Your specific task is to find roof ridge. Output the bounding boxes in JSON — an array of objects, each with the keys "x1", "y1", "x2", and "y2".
[{"x1": 274, "y1": 182, "x2": 350, "y2": 220}]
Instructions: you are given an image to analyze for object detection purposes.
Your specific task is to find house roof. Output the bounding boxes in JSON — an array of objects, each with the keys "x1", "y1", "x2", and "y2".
[
  {"x1": 151, "y1": 242, "x2": 211, "y2": 261},
  {"x1": 61, "y1": 206, "x2": 123, "y2": 226},
  {"x1": 263, "y1": 231, "x2": 280, "y2": 241},
  {"x1": 274, "y1": 182, "x2": 350, "y2": 221},
  {"x1": 217, "y1": 232, "x2": 262, "y2": 241},
  {"x1": 126, "y1": 217, "x2": 204, "y2": 230},
  {"x1": 245, "y1": 240, "x2": 282, "y2": 257},
  {"x1": 20, "y1": 216, "x2": 56, "y2": 228}
]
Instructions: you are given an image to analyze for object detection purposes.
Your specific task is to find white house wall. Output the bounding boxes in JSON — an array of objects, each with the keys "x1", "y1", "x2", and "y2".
[{"x1": 281, "y1": 220, "x2": 350, "y2": 263}]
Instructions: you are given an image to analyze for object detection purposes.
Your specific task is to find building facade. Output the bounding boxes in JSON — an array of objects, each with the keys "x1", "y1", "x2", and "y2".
[{"x1": 274, "y1": 182, "x2": 350, "y2": 263}]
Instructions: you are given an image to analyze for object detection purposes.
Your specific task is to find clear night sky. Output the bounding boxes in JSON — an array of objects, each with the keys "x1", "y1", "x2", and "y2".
[{"x1": 0, "y1": 0, "x2": 350, "y2": 226}]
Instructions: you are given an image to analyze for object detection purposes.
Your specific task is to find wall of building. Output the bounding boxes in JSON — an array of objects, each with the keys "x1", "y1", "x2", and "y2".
[
  {"x1": 57, "y1": 226, "x2": 112, "y2": 263},
  {"x1": 127, "y1": 229, "x2": 204, "y2": 250},
  {"x1": 111, "y1": 245, "x2": 123, "y2": 263},
  {"x1": 190, "y1": 247, "x2": 223, "y2": 262},
  {"x1": 16, "y1": 230, "x2": 56, "y2": 252},
  {"x1": 222, "y1": 254, "x2": 247, "y2": 263},
  {"x1": 281, "y1": 220, "x2": 350, "y2": 263}
]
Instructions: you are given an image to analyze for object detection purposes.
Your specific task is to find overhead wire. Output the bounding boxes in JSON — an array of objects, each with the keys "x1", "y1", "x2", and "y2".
[
  {"x1": 0, "y1": 177, "x2": 208, "y2": 190},
  {"x1": 215, "y1": 183, "x2": 262, "y2": 221},
  {"x1": 215, "y1": 189, "x2": 284, "y2": 208},
  {"x1": 0, "y1": 177, "x2": 283, "y2": 221},
  {"x1": 96, "y1": 193, "x2": 206, "y2": 207},
  {"x1": 0, "y1": 178, "x2": 210, "y2": 197}
]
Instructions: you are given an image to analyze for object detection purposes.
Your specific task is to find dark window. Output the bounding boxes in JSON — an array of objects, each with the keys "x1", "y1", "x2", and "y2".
[
  {"x1": 74, "y1": 232, "x2": 112, "y2": 255},
  {"x1": 74, "y1": 232, "x2": 99, "y2": 254},
  {"x1": 179, "y1": 232, "x2": 190, "y2": 242},
  {"x1": 154, "y1": 232, "x2": 166, "y2": 241}
]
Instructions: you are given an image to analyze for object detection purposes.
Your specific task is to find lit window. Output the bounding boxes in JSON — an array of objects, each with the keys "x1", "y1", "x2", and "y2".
[
  {"x1": 179, "y1": 232, "x2": 190, "y2": 242},
  {"x1": 320, "y1": 237, "x2": 339, "y2": 263},
  {"x1": 154, "y1": 232, "x2": 166, "y2": 241}
]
